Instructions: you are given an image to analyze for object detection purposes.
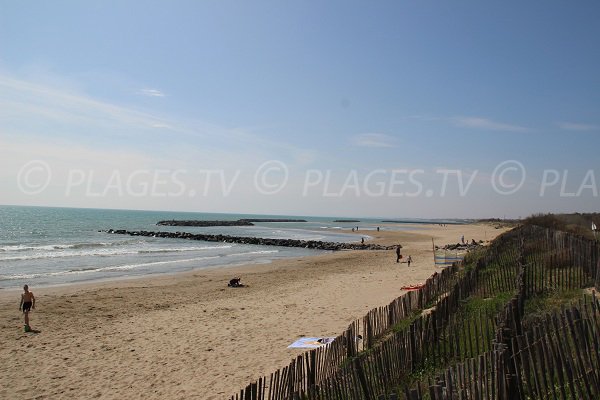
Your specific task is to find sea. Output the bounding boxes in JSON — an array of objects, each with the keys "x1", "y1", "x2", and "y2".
[{"x1": 0, "y1": 205, "x2": 440, "y2": 289}]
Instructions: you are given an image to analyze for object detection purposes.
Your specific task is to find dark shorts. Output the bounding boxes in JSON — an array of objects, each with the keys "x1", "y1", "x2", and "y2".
[{"x1": 22, "y1": 302, "x2": 32, "y2": 313}]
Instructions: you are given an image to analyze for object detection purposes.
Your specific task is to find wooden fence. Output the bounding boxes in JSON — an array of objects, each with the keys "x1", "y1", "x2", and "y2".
[{"x1": 231, "y1": 225, "x2": 600, "y2": 400}]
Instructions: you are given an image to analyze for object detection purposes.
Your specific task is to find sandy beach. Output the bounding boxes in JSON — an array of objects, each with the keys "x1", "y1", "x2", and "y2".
[{"x1": 0, "y1": 223, "x2": 508, "y2": 400}]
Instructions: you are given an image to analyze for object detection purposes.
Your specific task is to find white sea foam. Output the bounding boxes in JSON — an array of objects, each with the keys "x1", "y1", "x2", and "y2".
[
  {"x1": 102, "y1": 256, "x2": 221, "y2": 271},
  {"x1": 0, "y1": 240, "x2": 143, "y2": 252},
  {"x1": 138, "y1": 245, "x2": 232, "y2": 254},
  {"x1": 226, "y1": 250, "x2": 279, "y2": 257},
  {"x1": 0, "y1": 256, "x2": 222, "y2": 280},
  {"x1": 0, "y1": 244, "x2": 234, "y2": 262}
]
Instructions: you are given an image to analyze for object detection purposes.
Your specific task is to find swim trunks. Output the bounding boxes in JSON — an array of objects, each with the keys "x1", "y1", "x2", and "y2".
[{"x1": 22, "y1": 301, "x2": 32, "y2": 312}]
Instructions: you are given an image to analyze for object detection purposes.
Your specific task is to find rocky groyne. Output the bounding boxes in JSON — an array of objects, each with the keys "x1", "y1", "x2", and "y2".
[
  {"x1": 240, "y1": 218, "x2": 307, "y2": 223},
  {"x1": 104, "y1": 229, "x2": 394, "y2": 251},
  {"x1": 157, "y1": 220, "x2": 254, "y2": 227},
  {"x1": 156, "y1": 218, "x2": 308, "y2": 227}
]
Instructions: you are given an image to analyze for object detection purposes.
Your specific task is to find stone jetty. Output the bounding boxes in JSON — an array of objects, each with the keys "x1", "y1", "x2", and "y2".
[
  {"x1": 240, "y1": 218, "x2": 307, "y2": 223},
  {"x1": 156, "y1": 218, "x2": 308, "y2": 227},
  {"x1": 157, "y1": 220, "x2": 254, "y2": 227},
  {"x1": 104, "y1": 229, "x2": 394, "y2": 251}
]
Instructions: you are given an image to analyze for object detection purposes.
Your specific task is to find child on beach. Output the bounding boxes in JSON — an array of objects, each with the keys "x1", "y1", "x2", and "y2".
[
  {"x1": 407, "y1": 255, "x2": 412, "y2": 267},
  {"x1": 19, "y1": 284, "x2": 35, "y2": 330}
]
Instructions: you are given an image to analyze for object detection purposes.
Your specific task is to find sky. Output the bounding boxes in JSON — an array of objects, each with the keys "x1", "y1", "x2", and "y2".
[{"x1": 1, "y1": 1, "x2": 599, "y2": 219}]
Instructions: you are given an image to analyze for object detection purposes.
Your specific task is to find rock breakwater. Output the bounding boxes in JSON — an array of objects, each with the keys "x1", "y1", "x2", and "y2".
[
  {"x1": 105, "y1": 229, "x2": 394, "y2": 251},
  {"x1": 240, "y1": 218, "x2": 307, "y2": 223},
  {"x1": 156, "y1": 218, "x2": 308, "y2": 227},
  {"x1": 157, "y1": 220, "x2": 254, "y2": 227}
]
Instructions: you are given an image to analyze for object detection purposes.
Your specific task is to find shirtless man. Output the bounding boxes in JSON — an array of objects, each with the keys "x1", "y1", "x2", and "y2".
[{"x1": 19, "y1": 284, "x2": 35, "y2": 329}]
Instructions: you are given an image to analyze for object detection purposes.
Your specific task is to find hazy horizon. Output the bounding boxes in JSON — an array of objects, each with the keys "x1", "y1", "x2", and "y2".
[{"x1": 0, "y1": 203, "x2": 482, "y2": 222}]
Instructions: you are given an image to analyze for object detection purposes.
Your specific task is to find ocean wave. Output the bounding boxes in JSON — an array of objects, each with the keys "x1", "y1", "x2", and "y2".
[
  {"x1": 0, "y1": 244, "x2": 233, "y2": 262},
  {"x1": 226, "y1": 250, "x2": 279, "y2": 257},
  {"x1": 0, "y1": 240, "x2": 145, "y2": 253},
  {"x1": 138, "y1": 245, "x2": 232, "y2": 254},
  {"x1": 0, "y1": 256, "x2": 222, "y2": 280},
  {"x1": 0, "y1": 250, "x2": 286, "y2": 280},
  {"x1": 103, "y1": 256, "x2": 221, "y2": 271},
  {"x1": 0, "y1": 267, "x2": 106, "y2": 280}
]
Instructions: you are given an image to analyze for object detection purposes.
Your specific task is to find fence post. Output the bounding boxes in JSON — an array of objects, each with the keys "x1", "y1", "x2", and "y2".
[{"x1": 353, "y1": 357, "x2": 371, "y2": 399}]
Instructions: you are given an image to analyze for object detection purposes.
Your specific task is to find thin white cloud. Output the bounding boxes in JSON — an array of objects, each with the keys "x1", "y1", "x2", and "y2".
[
  {"x1": 150, "y1": 122, "x2": 173, "y2": 129},
  {"x1": 557, "y1": 122, "x2": 598, "y2": 131},
  {"x1": 452, "y1": 116, "x2": 530, "y2": 133},
  {"x1": 0, "y1": 70, "x2": 319, "y2": 168},
  {"x1": 0, "y1": 74, "x2": 172, "y2": 131},
  {"x1": 351, "y1": 133, "x2": 397, "y2": 148},
  {"x1": 139, "y1": 88, "x2": 165, "y2": 97}
]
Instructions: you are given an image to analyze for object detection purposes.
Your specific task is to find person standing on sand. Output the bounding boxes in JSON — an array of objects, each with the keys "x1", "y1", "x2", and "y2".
[
  {"x1": 395, "y1": 244, "x2": 403, "y2": 263},
  {"x1": 407, "y1": 255, "x2": 412, "y2": 267},
  {"x1": 19, "y1": 284, "x2": 35, "y2": 330}
]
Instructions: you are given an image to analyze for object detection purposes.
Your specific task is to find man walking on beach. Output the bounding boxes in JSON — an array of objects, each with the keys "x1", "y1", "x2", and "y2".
[
  {"x1": 395, "y1": 244, "x2": 403, "y2": 263},
  {"x1": 19, "y1": 284, "x2": 35, "y2": 331}
]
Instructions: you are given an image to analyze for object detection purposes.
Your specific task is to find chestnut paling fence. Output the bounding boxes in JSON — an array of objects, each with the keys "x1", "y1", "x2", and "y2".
[{"x1": 231, "y1": 225, "x2": 600, "y2": 400}]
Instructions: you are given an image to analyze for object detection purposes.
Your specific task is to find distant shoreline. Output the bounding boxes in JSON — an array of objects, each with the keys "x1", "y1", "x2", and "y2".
[{"x1": 382, "y1": 220, "x2": 466, "y2": 225}]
